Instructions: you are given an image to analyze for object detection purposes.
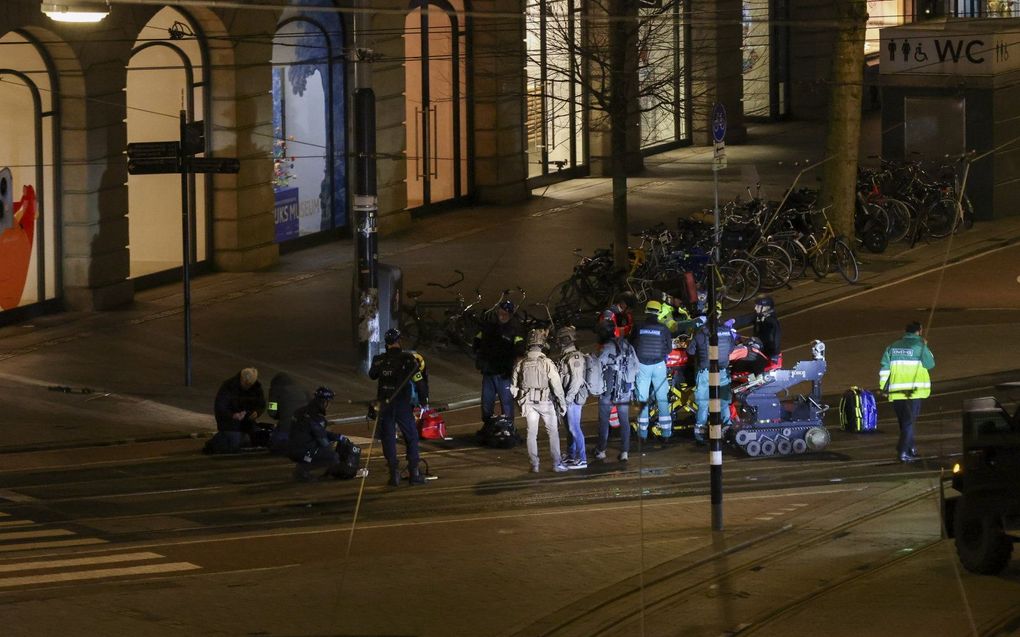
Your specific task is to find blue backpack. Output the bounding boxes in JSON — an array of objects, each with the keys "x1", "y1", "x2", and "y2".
[{"x1": 839, "y1": 387, "x2": 878, "y2": 433}]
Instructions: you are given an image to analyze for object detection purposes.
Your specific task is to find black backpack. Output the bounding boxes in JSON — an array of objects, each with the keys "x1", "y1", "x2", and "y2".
[
  {"x1": 478, "y1": 416, "x2": 519, "y2": 449},
  {"x1": 329, "y1": 436, "x2": 362, "y2": 480}
]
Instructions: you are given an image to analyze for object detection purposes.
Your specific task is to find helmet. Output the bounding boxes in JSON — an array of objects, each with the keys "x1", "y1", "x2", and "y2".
[
  {"x1": 555, "y1": 325, "x2": 576, "y2": 345},
  {"x1": 384, "y1": 328, "x2": 401, "y2": 345},
  {"x1": 526, "y1": 328, "x2": 548, "y2": 348},
  {"x1": 754, "y1": 296, "x2": 775, "y2": 316},
  {"x1": 314, "y1": 386, "x2": 336, "y2": 402},
  {"x1": 498, "y1": 300, "x2": 515, "y2": 313},
  {"x1": 645, "y1": 299, "x2": 662, "y2": 315},
  {"x1": 744, "y1": 336, "x2": 764, "y2": 352}
]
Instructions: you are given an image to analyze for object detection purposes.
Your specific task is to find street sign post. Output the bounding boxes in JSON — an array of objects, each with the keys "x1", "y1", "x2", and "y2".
[{"x1": 125, "y1": 118, "x2": 239, "y2": 386}]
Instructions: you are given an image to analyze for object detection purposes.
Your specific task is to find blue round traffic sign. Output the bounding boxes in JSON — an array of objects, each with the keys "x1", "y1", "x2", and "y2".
[{"x1": 712, "y1": 103, "x2": 727, "y2": 143}]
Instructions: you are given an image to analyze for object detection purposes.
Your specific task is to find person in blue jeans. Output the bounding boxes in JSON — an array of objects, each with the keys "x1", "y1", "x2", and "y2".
[
  {"x1": 688, "y1": 317, "x2": 735, "y2": 444},
  {"x1": 555, "y1": 326, "x2": 589, "y2": 469},
  {"x1": 631, "y1": 302, "x2": 675, "y2": 440},
  {"x1": 595, "y1": 334, "x2": 639, "y2": 462}
]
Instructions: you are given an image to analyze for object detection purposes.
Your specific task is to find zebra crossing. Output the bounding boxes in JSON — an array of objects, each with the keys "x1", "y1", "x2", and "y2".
[{"x1": 0, "y1": 512, "x2": 200, "y2": 589}]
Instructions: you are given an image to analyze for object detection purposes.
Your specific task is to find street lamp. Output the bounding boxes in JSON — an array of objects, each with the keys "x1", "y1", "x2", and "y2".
[{"x1": 41, "y1": 1, "x2": 110, "y2": 23}]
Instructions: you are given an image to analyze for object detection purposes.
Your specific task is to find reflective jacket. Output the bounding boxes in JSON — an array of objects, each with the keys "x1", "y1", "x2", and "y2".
[{"x1": 879, "y1": 333, "x2": 935, "y2": 400}]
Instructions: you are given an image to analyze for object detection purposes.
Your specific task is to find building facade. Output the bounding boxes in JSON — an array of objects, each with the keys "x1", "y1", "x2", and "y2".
[{"x1": 0, "y1": 0, "x2": 745, "y2": 322}]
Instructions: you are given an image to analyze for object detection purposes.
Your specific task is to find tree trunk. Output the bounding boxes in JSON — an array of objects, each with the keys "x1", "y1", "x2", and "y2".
[
  {"x1": 609, "y1": 0, "x2": 633, "y2": 274},
  {"x1": 816, "y1": 0, "x2": 868, "y2": 242}
]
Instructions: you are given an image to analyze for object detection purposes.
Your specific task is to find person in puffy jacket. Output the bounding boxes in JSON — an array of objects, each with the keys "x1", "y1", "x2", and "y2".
[
  {"x1": 879, "y1": 321, "x2": 935, "y2": 462},
  {"x1": 288, "y1": 387, "x2": 340, "y2": 481}
]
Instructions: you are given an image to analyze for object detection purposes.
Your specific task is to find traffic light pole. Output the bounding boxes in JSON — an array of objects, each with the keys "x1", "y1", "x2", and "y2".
[
  {"x1": 353, "y1": 5, "x2": 380, "y2": 374},
  {"x1": 179, "y1": 110, "x2": 193, "y2": 387}
]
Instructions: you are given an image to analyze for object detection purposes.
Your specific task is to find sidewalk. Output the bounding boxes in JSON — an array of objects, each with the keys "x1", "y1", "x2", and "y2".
[{"x1": 1, "y1": 117, "x2": 1018, "y2": 452}]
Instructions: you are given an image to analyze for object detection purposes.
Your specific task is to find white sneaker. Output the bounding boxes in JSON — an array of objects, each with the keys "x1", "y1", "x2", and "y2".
[
  {"x1": 618, "y1": 452, "x2": 629, "y2": 462},
  {"x1": 567, "y1": 459, "x2": 588, "y2": 470},
  {"x1": 595, "y1": 450, "x2": 607, "y2": 460},
  {"x1": 553, "y1": 463, "x2": 569, "y2": 473}
]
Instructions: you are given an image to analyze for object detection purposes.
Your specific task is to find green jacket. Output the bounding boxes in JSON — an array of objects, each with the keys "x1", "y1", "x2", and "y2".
[{"x1": 879, "y1": 333, "x2": 935, "y2": 400}]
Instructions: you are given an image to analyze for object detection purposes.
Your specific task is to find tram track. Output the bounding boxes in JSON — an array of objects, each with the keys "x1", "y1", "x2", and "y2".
[{"x1": 507, "y1": 485, "x2": 939, "y2": 637}]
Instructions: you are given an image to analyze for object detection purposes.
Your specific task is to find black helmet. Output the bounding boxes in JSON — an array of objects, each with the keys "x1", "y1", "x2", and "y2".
[
  {"x1": 314, "y1": 386, "x2": 336, "y2": 402},
  {"x1": 754, "y1": 296, "x2": 775, "y2": 315},
  {"x1": 384, "y1": 328, "x2": 401, "y2": 345}
]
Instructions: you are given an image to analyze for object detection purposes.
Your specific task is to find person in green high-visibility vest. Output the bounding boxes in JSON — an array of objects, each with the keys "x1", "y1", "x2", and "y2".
[{"x1": 879, "y1": 321, "x2": 936, "y2": 463}]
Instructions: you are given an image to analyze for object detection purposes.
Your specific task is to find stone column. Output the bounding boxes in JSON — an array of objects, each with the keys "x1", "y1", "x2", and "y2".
[
  {"x1": 471, "y1": 0, "x2": 529, "y2": 204},
  {"x1": 689, "y1": 0, "x2": 746, "y2": 144}
]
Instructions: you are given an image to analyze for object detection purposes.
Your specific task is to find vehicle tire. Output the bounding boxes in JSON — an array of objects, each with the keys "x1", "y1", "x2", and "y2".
[
  {"x1": 834, "y1": 239, "x2": 860, "y2": 283},
  {"x1": 776, "y1": 437, "x2": 792, "y2": 455},
  {"x1": 792, "y1": 438, "x2": 808, "y2": 454},
  {"x1": 759, "y1": 438, "x2": 777, "y2": 456},
  {"x1": 744, "y1": 440, "x2": 762, "y2": 457},
  {"x1": 953, "y1": 496, "x2": 1013, "y2": 575}
]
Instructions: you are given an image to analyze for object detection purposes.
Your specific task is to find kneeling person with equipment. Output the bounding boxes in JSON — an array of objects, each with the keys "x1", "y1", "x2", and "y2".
[{"x1": 288, "y1": 386, "x2": 347, "y2": 482}]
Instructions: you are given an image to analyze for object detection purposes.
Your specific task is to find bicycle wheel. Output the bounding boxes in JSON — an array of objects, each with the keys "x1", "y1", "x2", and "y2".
[
  {"x1": 774, "y1": 236, "x2": 808, "y2": 280},
  {"x1": 716, "y1": 264, "x2": 746, "y2": 310},
  {"x1": 401, "y1": 311, "x2": 423, "y2": 349},
  {"x1": 833, "y1": 238, "x2": 860, "y2": 283},
  {"x1": 811, "y1": 244, "x2": 832, "y2": 278},
  {"x1": 750, "y1": 243, "x2": 793, "y2": 290},
  {"x1": 925, "y1": 198, "x2": 958, "y2": 239},
  {"x1": 883, "y1": 198, "x2": 913, "y2": 243}
]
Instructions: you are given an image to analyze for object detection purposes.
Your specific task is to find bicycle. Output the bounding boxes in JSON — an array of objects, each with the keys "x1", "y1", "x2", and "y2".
[
  {"x1": 801, "y1": 207, "x2": 860, "y2": 283},
  {"x1": 401, "y1": 270, "x2": 482, "y2": 355}
]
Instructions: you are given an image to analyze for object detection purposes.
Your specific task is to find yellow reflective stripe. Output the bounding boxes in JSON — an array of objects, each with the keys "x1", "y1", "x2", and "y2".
[{"x1": 514, "y1": 336, "x2": 524, "y2": 343}]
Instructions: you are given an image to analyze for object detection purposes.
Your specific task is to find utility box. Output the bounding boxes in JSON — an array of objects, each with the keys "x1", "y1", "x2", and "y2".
[{"x1": 879, "y1": 18, "x2": 1020, "y2": 220}]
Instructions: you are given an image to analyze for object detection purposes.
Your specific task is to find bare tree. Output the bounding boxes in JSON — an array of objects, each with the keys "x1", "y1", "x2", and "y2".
[
  {"x1": 527, "y1": 0, "x2": 685, "y2": 273},
  {"x1": 816, "y1": 0, "x2": 868, "y2": 242}
]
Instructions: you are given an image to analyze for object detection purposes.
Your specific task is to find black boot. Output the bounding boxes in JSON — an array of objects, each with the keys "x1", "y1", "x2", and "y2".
[
  {"x1": 408, "y1": 465, "x2": 427, "y2": 485},
  {"x1": 387, "y1": 465, "x2": 401, "y2": 487}
]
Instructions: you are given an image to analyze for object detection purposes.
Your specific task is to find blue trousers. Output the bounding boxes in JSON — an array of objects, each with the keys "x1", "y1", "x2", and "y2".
[
  {"x1": 892, "y1": 399, "x2": 921, "y2": 455},
  {"x1": 597, "y1": 395, "x2": 631, "y2": 454},
  {"x1": 378, "y1": 401, "x2": 420, "y2": 470},
  {"x1": 635, "y1": 361, "x2": 672, "y2": 438},
  {"x1": 695, "y1": 367, "x2": 731, "y2": 427},
  {"x1": 481, "y1": 373, "x2": 514, "y2": 422},
  {"x1": 563, "y1": 402, "x2": 586, "y2": 462}
]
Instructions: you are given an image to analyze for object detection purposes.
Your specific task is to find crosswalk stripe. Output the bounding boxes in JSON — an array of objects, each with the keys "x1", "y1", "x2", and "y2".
[
  {"x1": 0, "y1": 551, "x2": 165, "y2": 574},
  {"x1": 0, "y1": 538, "x2": 106, "y2": 553},
  {"x1": 0, "y1": 529, "x2": 75, "y2": 542},
  {"x1": 0, "y1": 562, "x2": 201, "y2": 588}
]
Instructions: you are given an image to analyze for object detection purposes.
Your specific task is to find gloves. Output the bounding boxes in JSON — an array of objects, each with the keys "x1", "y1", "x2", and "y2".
[{"x1": 694, "y1": 316, "x2": 707, "y2": 327}]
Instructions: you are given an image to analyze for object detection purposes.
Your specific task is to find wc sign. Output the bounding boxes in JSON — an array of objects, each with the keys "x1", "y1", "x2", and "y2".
[{"x1": 880, "y1": 29, "x2": 1020, "y2": 75}]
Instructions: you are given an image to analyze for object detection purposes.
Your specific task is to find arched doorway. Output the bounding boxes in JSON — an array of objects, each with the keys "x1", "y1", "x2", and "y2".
[
  {"x1": 405, "y1": 0, "x2": 470, "y2": 211},
  {"x1": 272, "y1": 2, "x2": 348, "y2": 244},
  {"x1": 0, "y1": 30, "x2": 61, "y2": 317},
  {"x1": 126, "y1": 7, "x2": 208, "y2": 282}
]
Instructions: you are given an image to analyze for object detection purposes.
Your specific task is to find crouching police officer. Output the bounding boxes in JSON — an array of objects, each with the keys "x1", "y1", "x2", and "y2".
[
  {"x1": 288, "y1": 386, "x2": 340, "y2": 482},
  {"x1": 370, "y1": 328, "x2": 429, "y2": 486}
]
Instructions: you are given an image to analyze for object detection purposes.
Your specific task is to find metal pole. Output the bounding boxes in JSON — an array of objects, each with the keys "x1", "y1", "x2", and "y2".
[
  {"x1": 353, "y1": 4, "x2": 380, "y2": 374},
  {"x1": 179, "y1": 110, "x2": 192, "y2": 387},
  {"x1": 709, "y1": 146, "x2": 723, "y2": 531}
]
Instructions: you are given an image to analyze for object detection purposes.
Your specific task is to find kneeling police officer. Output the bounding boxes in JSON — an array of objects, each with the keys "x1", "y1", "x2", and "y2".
[
  {"x1": 370, "y1": 328, "x2": 429, "y2": 486},
  {"x1": 288, "y1": 386, "x2": 340, "y2": 482}
]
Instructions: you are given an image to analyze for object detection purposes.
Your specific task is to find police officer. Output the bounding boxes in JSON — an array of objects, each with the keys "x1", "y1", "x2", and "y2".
[
  {"x1": 632, "y1": 301, "x2": 679, "y2": 440},
  {"x1": 731, "y1": 295, "x2": 782, "y2": 365},
  {"x1": 473, "y1": 301, "x2": 524, "y2": 426},
  {"x1": 288, "y1": 386, "x2": 340, "y2": 482},
  {"x1": 370, "y1": 328, "x2": 429, "y2": 486}
]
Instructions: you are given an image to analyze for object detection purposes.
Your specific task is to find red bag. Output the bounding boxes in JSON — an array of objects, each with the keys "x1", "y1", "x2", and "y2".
[{"x1": 418, "y1": 408, "x2": 447, "y2": 440}]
